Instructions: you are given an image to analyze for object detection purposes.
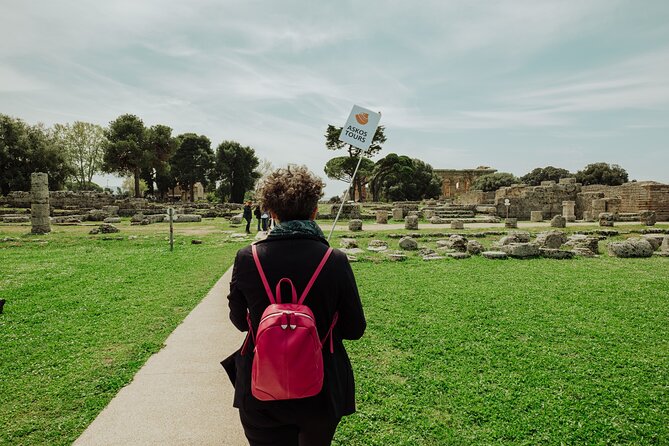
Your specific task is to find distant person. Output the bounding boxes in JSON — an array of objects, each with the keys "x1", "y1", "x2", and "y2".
[
  {"x1": 225, "y1": 165, "x2": 366, "y2": 446},
  {"x1": 253, "y1": 205, "x2": 262, "y2": 231},
  {"x1": 261, "y1": 209, "x2": 269, "y2": 231},
  {"x1": 243, "y1": 201, "x2": 252, "y2": 234}
]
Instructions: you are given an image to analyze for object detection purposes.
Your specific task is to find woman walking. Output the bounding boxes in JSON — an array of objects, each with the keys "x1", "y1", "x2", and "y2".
[{"x1": 226, "y1": 165, "x2": 366, "y2": 446}]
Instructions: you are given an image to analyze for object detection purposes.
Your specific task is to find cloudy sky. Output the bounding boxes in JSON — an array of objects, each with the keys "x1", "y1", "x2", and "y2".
[{"x1": 2, "y1": 0, "x2": 668, "y2": 195}]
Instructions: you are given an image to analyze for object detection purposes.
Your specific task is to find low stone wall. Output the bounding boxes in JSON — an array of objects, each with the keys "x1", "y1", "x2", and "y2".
[
  {"x1": 495, "y1": 180, "x2": 581, "y2": 220},
  {"x1": 581, "y1": 182, "x2": 669, "y2": 221}
]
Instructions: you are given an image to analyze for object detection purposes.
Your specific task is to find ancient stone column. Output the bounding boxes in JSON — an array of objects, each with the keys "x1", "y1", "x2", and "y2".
[
  {"x1": 504, "y1": 218, "x2": 518, "y2": 228},
  {"x1": 392, "y1": 208, "x2": 404, "y2": 221},
  {"x1": 661, "y1": 236, "x2": 669, "y2": 253},
  {"x1": 451, "y1": 220, "x2": 464, "y2": 230},
  {"x1": 405, "y1": 215, "x2": 418, "y2": 230},
  {"x1": 562, "y1": 201, "x2": 576, "y2": 222},
  {"x1": 30, "y1": 172, "x2": 51, "y2": 234},
  {"x1": 530, "y1": 211, "x2": 543, "y2": 222},
  {"x1": 375, "y1": 210, "x2": 388, "y2": 224}
]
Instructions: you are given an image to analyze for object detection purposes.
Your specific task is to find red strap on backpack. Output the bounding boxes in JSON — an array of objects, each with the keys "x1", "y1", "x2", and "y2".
[{"x1": 242, "y1": 244, "x2": 338, "y2": 354}]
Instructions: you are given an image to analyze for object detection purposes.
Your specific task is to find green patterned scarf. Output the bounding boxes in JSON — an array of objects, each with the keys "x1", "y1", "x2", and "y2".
[{"x1": 267, "y1": 220, "x2": 326, "y2": 240}]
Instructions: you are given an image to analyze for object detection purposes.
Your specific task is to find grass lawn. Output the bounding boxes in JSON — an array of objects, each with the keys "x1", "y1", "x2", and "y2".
[
  {"x1": 1, "y1": 220, "x2": 668, "y2": 445},
  {"x1": 0, "y1": 221, "x2": 248, "y2": 446},
  {"x1": 335, "y1": 254, "x2": 669, "y2": 445}
]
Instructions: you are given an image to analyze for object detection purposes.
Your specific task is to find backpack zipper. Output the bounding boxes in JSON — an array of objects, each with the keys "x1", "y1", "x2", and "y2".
[{"x1": 260, "y1": 311, "x2": 315, "y2": 325}]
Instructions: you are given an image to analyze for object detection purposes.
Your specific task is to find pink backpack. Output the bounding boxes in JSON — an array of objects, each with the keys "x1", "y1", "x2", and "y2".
[{"x1": 241, "y1": 244, "x2": 338, "y2": 401}]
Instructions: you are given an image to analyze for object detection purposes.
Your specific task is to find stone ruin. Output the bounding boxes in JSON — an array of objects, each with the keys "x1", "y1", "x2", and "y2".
[{"x1": 0, "y1": 187, "x2": 243, "y2": 226}]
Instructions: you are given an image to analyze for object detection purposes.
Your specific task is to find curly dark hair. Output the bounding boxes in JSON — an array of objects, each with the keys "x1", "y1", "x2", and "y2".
[{"x1": 258, "y1": 165, "x2": 325, "y2": 221}]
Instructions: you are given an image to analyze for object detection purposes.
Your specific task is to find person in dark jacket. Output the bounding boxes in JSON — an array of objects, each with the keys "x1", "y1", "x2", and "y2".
[
  {"x1": 253, "y1": 205, "x2": 262, "y2": 231},
  {"x1": 227, "y1": 165, "x2": 366, "y2": 446},
  {"x1": 243, "y1": 201, "x2": 253, "y2": 233}
]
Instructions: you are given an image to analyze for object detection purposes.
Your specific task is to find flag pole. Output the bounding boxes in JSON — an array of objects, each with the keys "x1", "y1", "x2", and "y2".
[{"x1": 327, "y1": 145, "x2": 363, "y2": 241}]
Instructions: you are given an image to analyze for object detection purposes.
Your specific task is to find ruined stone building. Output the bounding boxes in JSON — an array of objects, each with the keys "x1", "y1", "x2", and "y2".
[{"x1": 433, "y1": 166, "x2": 497, "y2": 199}]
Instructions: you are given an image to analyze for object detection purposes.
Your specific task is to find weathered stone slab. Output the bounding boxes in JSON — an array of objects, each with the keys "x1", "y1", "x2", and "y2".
[
  {"x1": 450, "y1": 220, "x2": 464, "y2": 230},
  {"x1": 550, "y1": 215, "x2": 566, "y2": 228},
  {"x1": 530, "y1": 211, "x2": 543, "y2": 222},
  {"x1": 430, "y1": 216, "x2": 444, "y2": 224},
  {"x1": 599, "y1": 212, "x2": 614, "y2": 227},
  {"x1": 229, "y1": 214, "x2": 243, "y2": 224},
  {"x1": 405, "y1": 215, "x2": 419, "y2": 230},
  {"x1": 88, "y1": 209, "x2": 110, "y2": 221},
  {"x1": 367, "y1": 240, "x2": 388, "y2": 252},
  {"x1": 392, "y1": 208, "x2": 404, "y2": 221},
  {"x1": 642, "y1": 234, "x2": 664, "y2": 251},
  {"x1": 500, "y1": 243, "x2": 540, "y2": 258},
  {"x1": 423, "y1": 209, "x2": 435, "y2": 220},
  {"x1": 482, "y1": 251, "x2": 508, "y2": 260},
  {"x1": 639, "y1": 210, "x2": 656, "y2": 226},
  {"x1": 375, "y1": 211, "x2": 388, "y2": 224},
  {"x1": 2, "y1": 216, "x2": 30, "y2": 223},
  {"x1": 466, "y1": 240, "x2": 484, "y2": 255},
  {"x1": 348, "y1": 219, "x2": 363, "y2": 231},
  {"x1": 607, "y1": 238, "x2": 654, "y2": 258},
  {"x1": 398, "y1": 236, "x2": 418, "y2": 250},
  {"x1": 104, "y1": 217, "x2": 122, "y2": 224},
  {"x1": 340, "y1": 238, "x2": 358, "y2": 249},
  {"x1": 388, "y1": 252, "x2": 407, "y2": 261},
  {"x1": 565, "y1": 234, "x2": 600, "y2": 255},
  {"x1": 535, "y1": 230, "x2": 568, "y2": 249},
  {"x1": 174, "y1": 214, "x2": 202, "y2": 223},
  {"x1": 498, "y1": 231, "x2": 531, "y2": 246},
  {"x1": 448, "y1": 252, "x2": 471, "y2": 259},
  {"x1": 504, "y1": 218, "x2": 518, "y2": 228},
  {"x1": 340, "y1": 247, "x2": 364, "y2": 255},
  {"x1": 540, "y1": 248, "x2": 575, "y2": 259}
]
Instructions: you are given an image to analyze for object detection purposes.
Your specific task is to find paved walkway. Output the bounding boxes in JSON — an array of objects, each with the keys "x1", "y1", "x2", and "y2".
[{"x1": 74, "y1": 268, "x2": 247, "y2": 446}]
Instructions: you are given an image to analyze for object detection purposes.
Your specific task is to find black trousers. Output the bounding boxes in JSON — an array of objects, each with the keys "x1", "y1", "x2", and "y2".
[
  {"x1": 245, "y1": 218, "x2": 251, "y2": 233},
  {"x1": 239, "y1": 408, "x2": 340, "y2": 446}
]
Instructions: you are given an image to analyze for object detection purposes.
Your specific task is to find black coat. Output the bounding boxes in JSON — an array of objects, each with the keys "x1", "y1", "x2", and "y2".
[{"x1": 227, "y1": 234, "x2": 366, "y2": 419}]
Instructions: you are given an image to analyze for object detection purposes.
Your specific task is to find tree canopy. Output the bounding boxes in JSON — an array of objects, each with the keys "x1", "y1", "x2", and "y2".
[
  {"x1": 54, "y1": 121, "x2": 107, "y2": 191},
  {"x1": 472, "y1": 172, "x2": 518, "y2": 192},
  {"x1": 142, "y1": 124, "x2": 177, "y2": 197},
  {"x1": 171, "y1": 133, "x2": 214, "y2": 202},
  {"x1": 369, "y1": 153, "x2": 442, "y2": 201},
  {"x1": 102, "y1": 114, "x2": 146, "y2": 198},
  {"x1": 575, "y1": 162, "x2": 628, "y2": 186},
  {"x1": 0, "y1": 114, "x2": 73, "y2": 194},
  {"x1": 520, "y1": 166, "x2": 572, "y2": 186},
  {"x1": 214, "y1": 140, "x2": 260, "y2": 203}
]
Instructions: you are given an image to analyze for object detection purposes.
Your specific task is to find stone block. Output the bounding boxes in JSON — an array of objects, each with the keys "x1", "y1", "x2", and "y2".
[
  {"x1": 639, "y1": 210, "x2": 656, "y2": 226},
  {"x1": 448, "y1": 252, "x2": 471, "y2": 259},
  {"x1": 229, "y1": 214, "x2": 243, "y2": 224},
  {"x1": 498, "y1": 231, "x2": 531, "y2": 245},
  {"x1": 642, "y1": 234, "x2": 663, "y2": 251},
  {"x1": 662, "y1": 236, "x2": 669, "y2": 252},
  {"x1": 536, "y1": 230, "x2": 568, "y2": 249},
  {"x1": 405, "y1": 215, "x2": 419, "y2": 230},
  {"x1": 375, "y1": 211, "x2": 388, "y2": 224},
  {"x1": 599, "y1": 212, "x2": 614, "y2": 227},
  {"x1": 500, "y1": 243, "x2": 540, "y2": 258},
  {"x1": 558, "y1": 178, "x2": 577, "y2": 185},
  {"x1": 550, "y1": 215, "x2": 566, "y2": 228},
  {"x1": 423, "y1": 209, "x2": 435, "y2": 220},
  {"x1": 104, "y1": 217, "x2": 121, "y2": 224},
  {"x1": 466, "y1": 240, "x2": 484, "y2": 255},
  {"x1": 340, "y1": 238, "x2": 358, "y2": 249},
  {"x1": 540, "y1": 248, "x2": 575, "y2": 259},
  {"x1": 392, "y1": 208, "x2": 404, "y2": 221},
  {"x1": 174, "y1": 214, "x2": 202, "y2": 223},
  {"x1": 430, "y1": 216, "x2": 444, "y2": 224},
  {"x1": 367, "y1": 240, "x2": 388, "y2": 252},
  {"x1": 530, "y1": 211, "x2": 543, "y2": 222},
  {"x1": 398, "y1": 236, "x2": 418, "y2": 250},
  {"x1": 348, "y1": 219, "x2": 363, "y2": 231},
  {"x1": 504, "y1": 218, "x2": 518, "y2": 228},
  {"x1": 450, "y1": 220, "x2": 464, "y2": 230},
  {"x1": 482, "y1": 251, "x2": 508, "y2": 260},
  {"x1": 607, "y1": 238, "x2": 654, "y2": 258}
]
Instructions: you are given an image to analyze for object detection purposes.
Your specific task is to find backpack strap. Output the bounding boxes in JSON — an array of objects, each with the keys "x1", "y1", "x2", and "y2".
[
  {"x1": 251, "y1": 243, "x2": 276, "y2": 305},
  {"x1": 298, "y1": 247, "x2": 334, "y2": 305},
  {"x1": 320, "y1": 312, "x2": 339, "y2": 353}
]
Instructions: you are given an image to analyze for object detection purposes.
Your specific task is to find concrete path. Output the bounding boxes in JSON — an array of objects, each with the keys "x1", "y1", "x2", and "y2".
[{"x1": 74, "y1": 268, "x2": 247, "y2": 446}]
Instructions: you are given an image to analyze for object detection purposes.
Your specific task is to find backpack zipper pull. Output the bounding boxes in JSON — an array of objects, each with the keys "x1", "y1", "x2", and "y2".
[
  {"x1": 289, "y1": 312, "x2": 297, "y2": 330},
  {"x1": 281, "y1": 312, "x2": 288, "y2": 330}
]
